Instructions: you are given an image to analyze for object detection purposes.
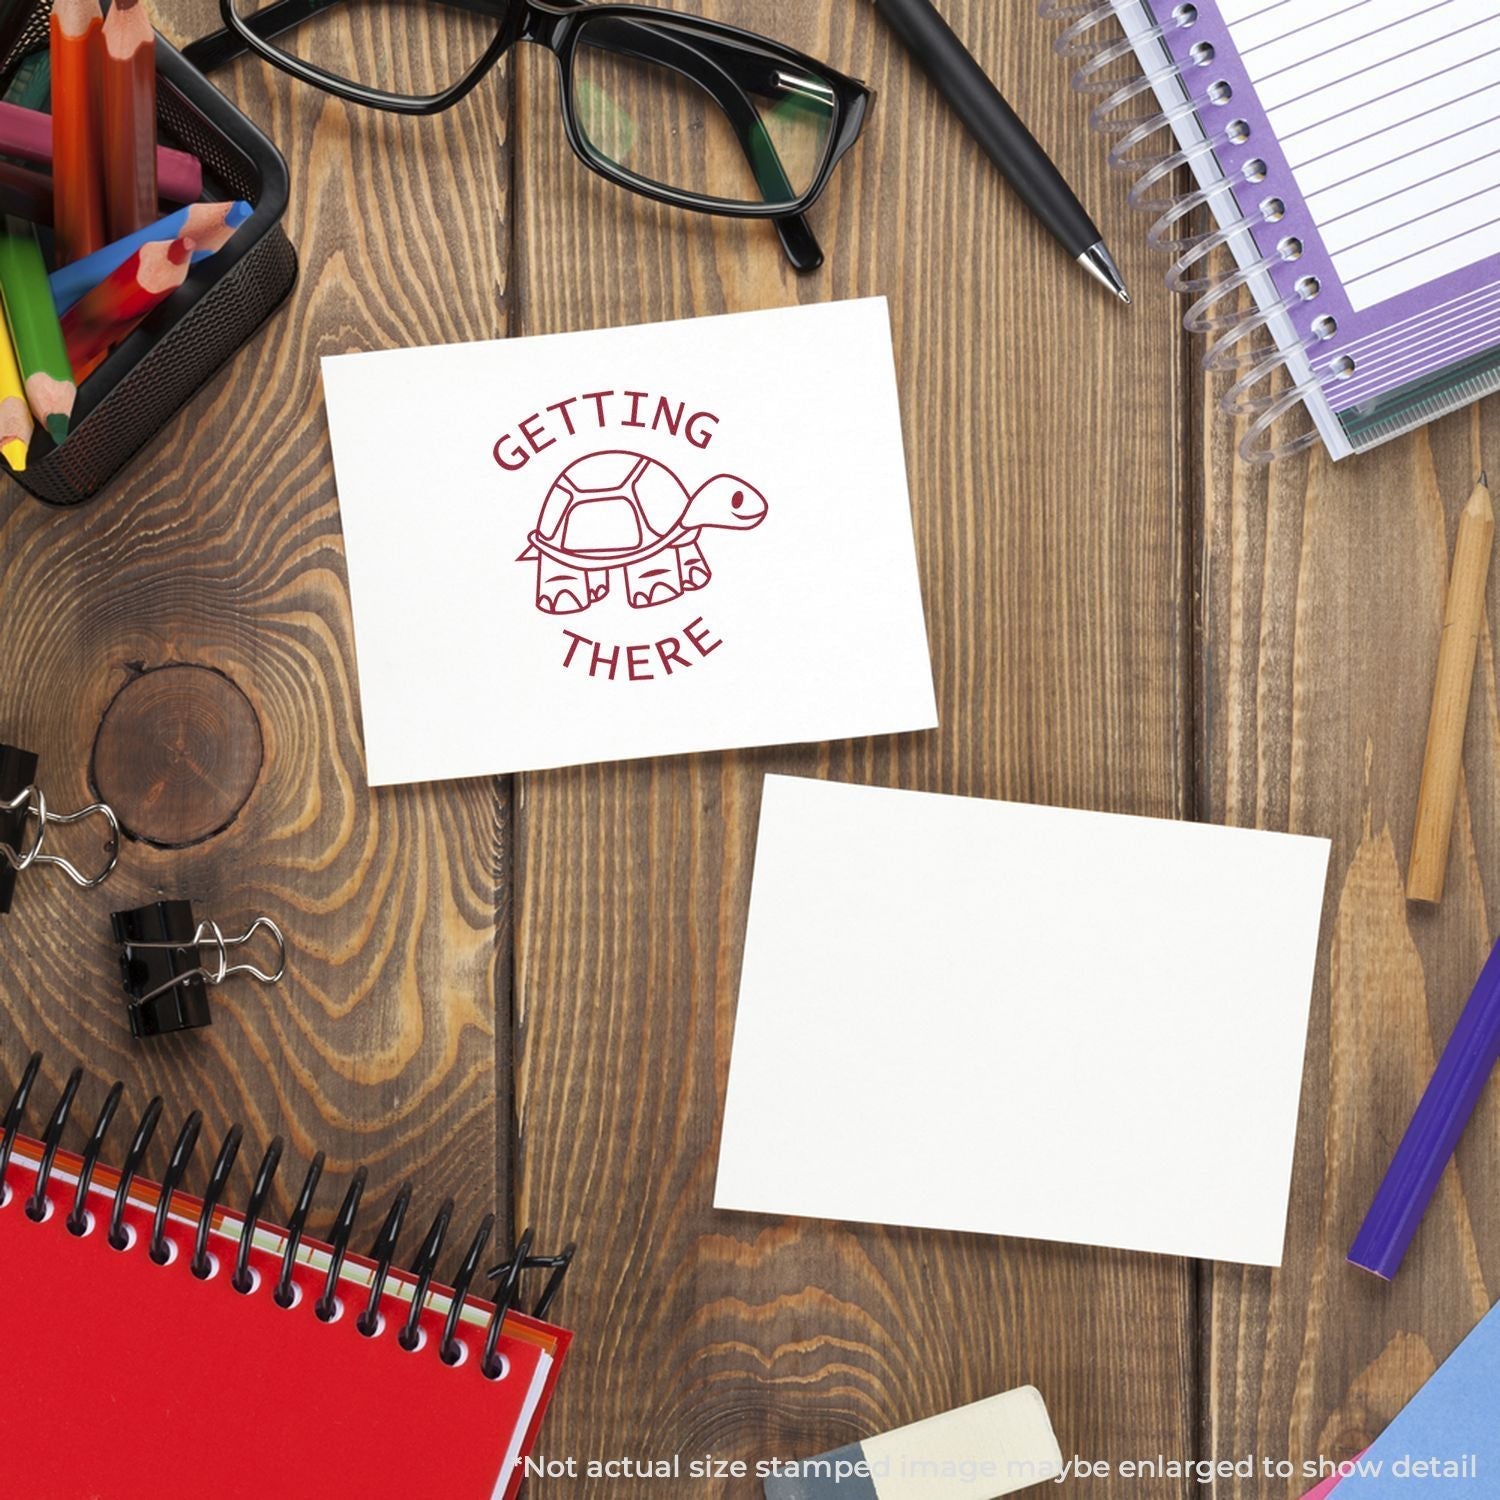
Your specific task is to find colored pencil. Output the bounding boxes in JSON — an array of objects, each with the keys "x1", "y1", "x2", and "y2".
[
  {"x1": 0, "y1": 220, "x2": 76, "y2": 442},
  {"x1": 0, "y1": 159, "x2": 57, "y2": 226},
  {"x1": 62, "y1": 234, "x2": 192, "y2": 381},
  {"x1": 51, "y1": 0, "x2": 106, "y2": 264},
  {"x1": 1407, "y1": 472, "x2": 1494, "y2": 903},
  {"x1": 1349, "y1": 933, "x2": 1500, "y2": 1279},
  {"x1": 0, "y1": 101, "x2": 201, "y2": 205},
  {"x1": 0, "y1": 162, "x2": 206, "y2": 234},
  {"x1": 0, "y1": 314, "x2": 33, "y2": 471},
  {"x1": 101, "y1": 0, "x2": 157, "y2": 241},
  {"x1": 52, "y1": 200, "x2": 249, "y2": 313}
]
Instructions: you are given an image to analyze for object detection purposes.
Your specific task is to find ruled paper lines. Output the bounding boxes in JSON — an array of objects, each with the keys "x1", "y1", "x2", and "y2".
[{"x1": 1222, "y1": 0, "x2": 1500, "y2": 309}]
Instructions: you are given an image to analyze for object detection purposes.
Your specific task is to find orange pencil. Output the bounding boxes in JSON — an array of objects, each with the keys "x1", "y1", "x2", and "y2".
[
  {"x1": 62, "y1": 234, "x2": 192, "y2": 381},
  {"x1": 51, "y1": 0, "x2": 107, "y2": 263},
  {"x1": 101, "y1": 0, "x2": 157, "y2": 240}
]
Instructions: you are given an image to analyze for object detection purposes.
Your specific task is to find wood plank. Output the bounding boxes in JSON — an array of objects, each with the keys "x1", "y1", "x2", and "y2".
[
  {"x1": 0, "y1": 8, "x2": 514, "y2": 1255},
  {"x1": 511, "y1": 3, "x2": 1197, "y2": 1489},
  {"x1": 1200, "y1": 361, "x2": 1500, "y2": 1485}
]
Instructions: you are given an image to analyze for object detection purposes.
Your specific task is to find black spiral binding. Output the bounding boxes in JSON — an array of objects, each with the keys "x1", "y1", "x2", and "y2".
[
  {"x1": 0, "y1": 1050, "x2": 40, "y2": 1198},
  {"x1": 357, "y1": 1182, "x2": 410, "y2": 1335},
  {"x1": 2, "y1": 1054, "x2": 576, "y2": 1377},
  {"x1": 276, "y1": 1150, "x2": 325, "y2": 1308},
  {"x1": 316, "y1": 1166, "x2": 367, "y2": 1321},
  {"x1": 108, "y1": 1095, "x2": 162, "y2": 1250},
  {"x1": 400, "y1": 1195, "x2": 454, "y2": 1349},
  {"x1": 25, "y1": 1065, "x2": 81, "y2": 1221},
  {"x1": 233, "y1": 1135, "x2": 283, "y2": 1292},
  {"x1": 151, "y1": 1110, "x2": 203, "y2": 1263},
  {"x1": 192, "y1": 1124, "x2": 243, "y2": 1276},
  {"x1": 440, "y1": 1213, "x2": 494, "y2": 1367},
  {"x1": 67, "y1": 1079, "x2": 123, "y2": 1235}
]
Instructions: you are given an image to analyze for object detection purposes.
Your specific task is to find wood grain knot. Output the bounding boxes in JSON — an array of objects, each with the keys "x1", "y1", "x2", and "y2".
[{"x1": 92, "y1": 665, "x2": 264, "y2": 847}]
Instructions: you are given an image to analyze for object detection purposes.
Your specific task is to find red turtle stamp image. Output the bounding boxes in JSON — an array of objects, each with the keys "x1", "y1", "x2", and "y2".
[{"x1": 517, "y1": 450, "x2": 768, "y2": 614}]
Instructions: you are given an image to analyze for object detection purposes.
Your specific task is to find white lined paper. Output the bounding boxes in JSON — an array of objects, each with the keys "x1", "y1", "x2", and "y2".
[{"x1": 1223, "y1": 0, "x2": 1500, "y2": 309}]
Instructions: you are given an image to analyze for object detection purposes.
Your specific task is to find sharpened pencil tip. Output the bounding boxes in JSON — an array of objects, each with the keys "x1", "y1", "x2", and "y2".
[
  {"x1": 45, "y1": 415, "x2": 67, "y2": 445},
  {"x1": 1481, "y1": 469, "x2": 1489, "y2": 488}
]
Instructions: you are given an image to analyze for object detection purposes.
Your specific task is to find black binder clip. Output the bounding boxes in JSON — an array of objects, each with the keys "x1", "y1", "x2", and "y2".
[
  {"x1": 111, "y1": 900, "x2": 287, "y2": 1039},
  {"x1": 1, "y1": 742, "x2": 120, "y2": 916}
]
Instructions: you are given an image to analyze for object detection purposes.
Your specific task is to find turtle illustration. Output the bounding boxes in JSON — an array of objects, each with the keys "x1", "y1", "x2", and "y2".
[{"x1": 517, "y1": 450, "x2": 768, "y2": 615}]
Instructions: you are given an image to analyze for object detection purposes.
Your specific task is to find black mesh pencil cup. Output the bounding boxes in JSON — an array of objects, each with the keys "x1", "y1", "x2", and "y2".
[{"x1": 0, "y1": 19, "x2": 296, "y2": 507}]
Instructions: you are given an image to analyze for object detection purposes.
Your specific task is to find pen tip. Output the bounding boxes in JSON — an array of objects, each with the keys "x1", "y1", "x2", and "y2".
[{"x1": 1078, "y1": 242, "x2": 1130, "y2": 304}]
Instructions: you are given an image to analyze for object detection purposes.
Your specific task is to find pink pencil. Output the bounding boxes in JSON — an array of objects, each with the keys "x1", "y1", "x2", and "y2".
[{"x1": 0, "y1": 100, "x2": 202, "y2": 206}]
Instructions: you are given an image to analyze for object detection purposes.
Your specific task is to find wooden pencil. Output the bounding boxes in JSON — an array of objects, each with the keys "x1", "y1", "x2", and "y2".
[
  {"x1": 101, "y1": 0, "x2": 157, "y2": 241},
  {"x1": 0, "y1": 163, "x2": 212, "y2": 237},
  {"x1": 62, "y1": 233, "x2": 192, "y2": 381},
  {"x1": 51, "y1": 200, "x2": 248, "y2": 313},
  {"x1": 0, "y1": 220, "x2": 76, "y2": 443},
  {"x1": 0, "y1": 158, "x2": 58, "y2": 226},
  {"x1": 0, "y1": 101, "x2": 202, "y2": 204},
  {"x1": 51, "y1": 0, "x2": 107, "y2": 264},
  {"x1": 1407, "y1": 472, "x2": 1495, "y2": 903},
  {"x1": 0, "y1": 313, "x2": 33, "y2": 471}
]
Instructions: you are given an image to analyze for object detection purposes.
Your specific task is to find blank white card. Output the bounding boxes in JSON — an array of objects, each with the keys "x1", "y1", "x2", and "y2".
[{"x1": 715, "y1": 776, "x2": 1331, "y2": 1267}]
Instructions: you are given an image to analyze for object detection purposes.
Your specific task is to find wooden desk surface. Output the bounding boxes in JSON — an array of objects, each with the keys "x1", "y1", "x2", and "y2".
[{"x1": 2, "y1": 2, "x2": 1496, "y2": 1494}]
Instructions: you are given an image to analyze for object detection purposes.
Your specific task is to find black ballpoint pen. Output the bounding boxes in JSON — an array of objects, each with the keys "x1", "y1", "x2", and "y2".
[{"x1": 871, "y1": 0, "x2": 1131, "y2": 303}]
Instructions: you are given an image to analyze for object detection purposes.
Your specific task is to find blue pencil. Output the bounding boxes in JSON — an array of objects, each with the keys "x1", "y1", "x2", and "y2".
[{"x1": 50, "y1": 200, "x2": 251, "y2": 313}]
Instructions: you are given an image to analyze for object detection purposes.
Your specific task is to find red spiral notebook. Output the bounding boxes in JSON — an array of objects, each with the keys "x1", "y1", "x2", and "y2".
[{"x1": 0, "y1": 1080, "x2": 572, "y2": 1500}]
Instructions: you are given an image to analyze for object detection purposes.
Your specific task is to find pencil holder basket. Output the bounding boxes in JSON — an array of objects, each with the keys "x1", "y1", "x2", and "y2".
[{"x1": 0, "y1": 25, "x2": 296, "y2": 507}]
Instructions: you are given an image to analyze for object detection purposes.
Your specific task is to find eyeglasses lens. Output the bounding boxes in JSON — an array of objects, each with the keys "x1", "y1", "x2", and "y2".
[{"x1": 570, "y1": 16, "x2": 838, "y2": 209}]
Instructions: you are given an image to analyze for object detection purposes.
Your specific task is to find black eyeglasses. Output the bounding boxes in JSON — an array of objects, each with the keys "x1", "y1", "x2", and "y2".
[{"x1": 182, "y1": 0, "x2": 872, "y2": 271}]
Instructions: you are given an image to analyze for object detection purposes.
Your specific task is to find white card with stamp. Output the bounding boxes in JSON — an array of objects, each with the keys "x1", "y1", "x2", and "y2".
[{"x1": 322, "y1": 298, "x2": 938, "y2": 785}]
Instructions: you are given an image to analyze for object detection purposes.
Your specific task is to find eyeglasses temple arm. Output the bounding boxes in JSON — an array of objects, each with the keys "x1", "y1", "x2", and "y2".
[{"x1": 181, "y1": 1, "x2": 823, "y2": 272}]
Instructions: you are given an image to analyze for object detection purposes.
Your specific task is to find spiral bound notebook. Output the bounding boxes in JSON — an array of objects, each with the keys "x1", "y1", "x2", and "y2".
[
  {"x1": 1050, "y1": 0, "x2": 1500, "y2": 462},
  {"x1": 0, "y1": 1056, "x2": 573, "y2": 1500}
]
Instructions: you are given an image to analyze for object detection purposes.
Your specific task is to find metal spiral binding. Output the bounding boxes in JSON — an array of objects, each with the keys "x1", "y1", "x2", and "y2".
[
  {"x1": 1041, "y1": 0, "x2": 1332, "y2": 462},
  {"x1": 0, "y1": 1054, "x2": 576, "y2": 1379}
]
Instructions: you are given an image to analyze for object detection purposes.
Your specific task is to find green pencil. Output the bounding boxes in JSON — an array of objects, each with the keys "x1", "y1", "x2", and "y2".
[{"x1": 0, "y1": 218, "x2": 75, "y2": 443}]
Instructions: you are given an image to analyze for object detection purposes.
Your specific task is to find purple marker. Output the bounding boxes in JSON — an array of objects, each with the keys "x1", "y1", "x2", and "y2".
[{"x1": 1349, "y1": 935, "x2": 1500, "y2": 1279}]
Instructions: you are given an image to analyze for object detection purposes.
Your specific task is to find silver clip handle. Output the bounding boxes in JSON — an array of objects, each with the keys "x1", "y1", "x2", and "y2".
[
  {"x1": 123, "y1": 917, "x2": 288, "y2": 1005},
  {"x1": 1, "y1": 786, "x2": 121, "y2": 890}
]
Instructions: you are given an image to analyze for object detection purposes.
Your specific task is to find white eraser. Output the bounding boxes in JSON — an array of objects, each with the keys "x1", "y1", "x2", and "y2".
[
  {"x1": 764, "y1": 1386, "x2": 1063, "y2": 1500},
  {"x1": 863, "y1": 1387, "x2": 1063, "y2": 1499}
]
